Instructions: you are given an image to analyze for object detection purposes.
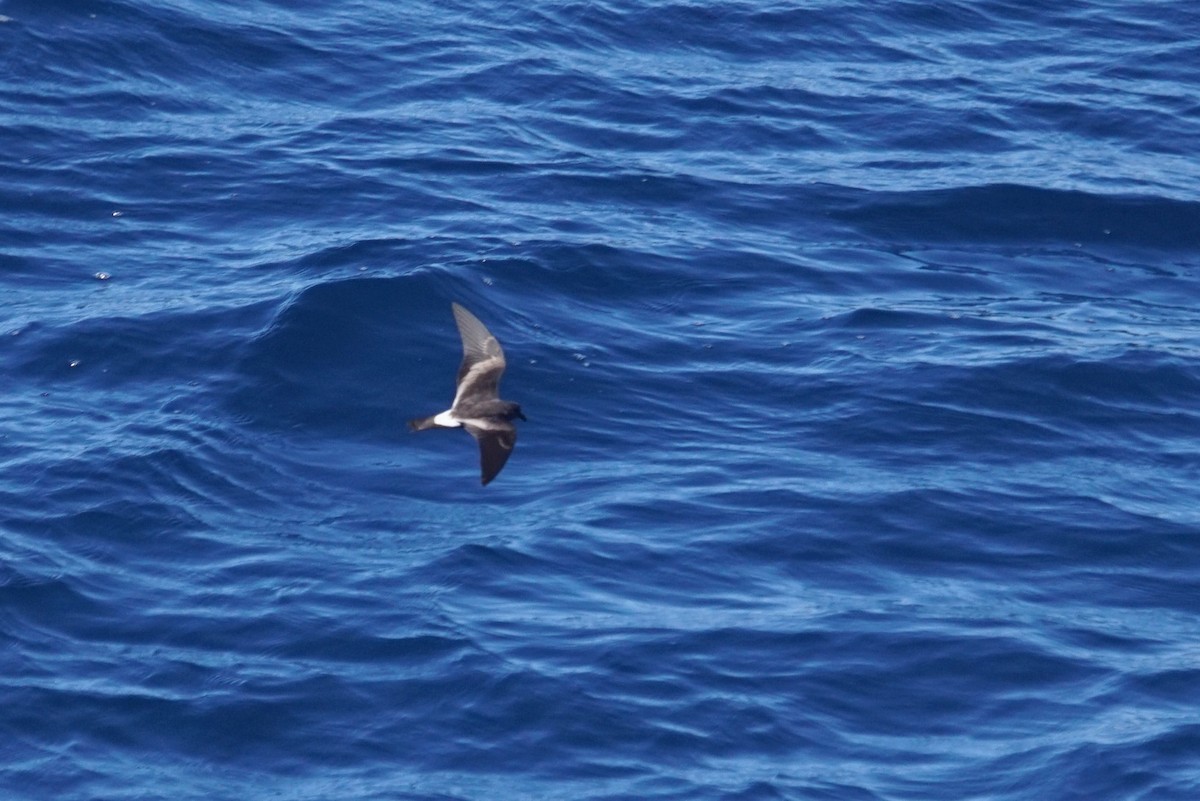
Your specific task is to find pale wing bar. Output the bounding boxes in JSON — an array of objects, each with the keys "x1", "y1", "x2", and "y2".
[
  {"x1": 451, "y1": 303, "x2": 507, "y2": 408},
  {"x1": 452, "y1": 303, "x2": 505, "y2": 369}
]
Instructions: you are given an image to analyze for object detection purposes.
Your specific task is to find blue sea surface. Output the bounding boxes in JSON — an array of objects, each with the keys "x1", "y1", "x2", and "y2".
[{"x1": 2, "y1": 1, "x2": 1199, "y2": 799}]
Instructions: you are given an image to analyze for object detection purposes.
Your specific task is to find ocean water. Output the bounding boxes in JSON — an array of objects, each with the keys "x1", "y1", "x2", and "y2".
[{"x1": 2, "y1": 0, "x2": 1199, "y2": 798}]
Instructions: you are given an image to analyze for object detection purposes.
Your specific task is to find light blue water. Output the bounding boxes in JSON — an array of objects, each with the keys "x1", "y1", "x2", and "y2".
[{"x1": 2, "y1": 2, "x2": 1199, "y2": 799}]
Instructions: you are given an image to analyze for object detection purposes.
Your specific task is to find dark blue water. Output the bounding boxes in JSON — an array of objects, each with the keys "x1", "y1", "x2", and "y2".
[{"x1": 3, "y1": 1, "x2": 1199, "y2": 799}]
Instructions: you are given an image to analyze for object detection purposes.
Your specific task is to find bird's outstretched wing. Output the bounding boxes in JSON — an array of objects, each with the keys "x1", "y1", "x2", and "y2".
[
  {"x1": 451, "y1": 303, "x2": 506, "y2": 408},
  {"x1": 464, "y1": 423, "x2": 517, "y2": 486}
]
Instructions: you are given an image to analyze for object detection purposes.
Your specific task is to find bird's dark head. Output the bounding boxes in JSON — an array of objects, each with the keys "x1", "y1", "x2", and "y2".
[{"x1": 508, "y1": 403, "x2": 526, "y2": 422}]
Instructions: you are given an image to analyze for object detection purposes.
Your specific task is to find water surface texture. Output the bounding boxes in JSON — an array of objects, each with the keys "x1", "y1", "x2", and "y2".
[{"x1": 3, "y1": 1, "x2": 1199, "y2": 799}]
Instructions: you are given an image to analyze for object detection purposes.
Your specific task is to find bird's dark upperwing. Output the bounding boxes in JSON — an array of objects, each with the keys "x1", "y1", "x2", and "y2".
[
  {"x1": 451, "y1": 303, "x2": 506, "y2": 407},
  {"x1": 464, "y1": 423, "x2": 517, "y2": 486}
]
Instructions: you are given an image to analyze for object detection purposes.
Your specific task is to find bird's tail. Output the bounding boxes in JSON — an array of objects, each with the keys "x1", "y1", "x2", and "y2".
[{"x1": 408, "y1": 416, "x2": 439, "y2": 432}]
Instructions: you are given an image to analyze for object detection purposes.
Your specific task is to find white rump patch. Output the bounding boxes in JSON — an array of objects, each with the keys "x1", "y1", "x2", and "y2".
[{"x1": 433, "y1": 410, "x2": 461, "y2": 427}]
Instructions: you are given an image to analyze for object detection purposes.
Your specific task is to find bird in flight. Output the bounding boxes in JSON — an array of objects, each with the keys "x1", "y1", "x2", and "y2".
[{"x1": 409, "y1": 303, "x2": 526, "y2": 485}]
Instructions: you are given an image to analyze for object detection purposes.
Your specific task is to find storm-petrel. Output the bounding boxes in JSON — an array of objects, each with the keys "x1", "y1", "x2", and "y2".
[{"x1": 409, "y1": 303, "x2": 526, "y2": 485}]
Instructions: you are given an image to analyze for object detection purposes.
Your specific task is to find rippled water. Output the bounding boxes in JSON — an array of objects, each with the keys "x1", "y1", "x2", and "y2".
[{"x1": 2, "y1": 1, "x2": 1199, "y2": 799}]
